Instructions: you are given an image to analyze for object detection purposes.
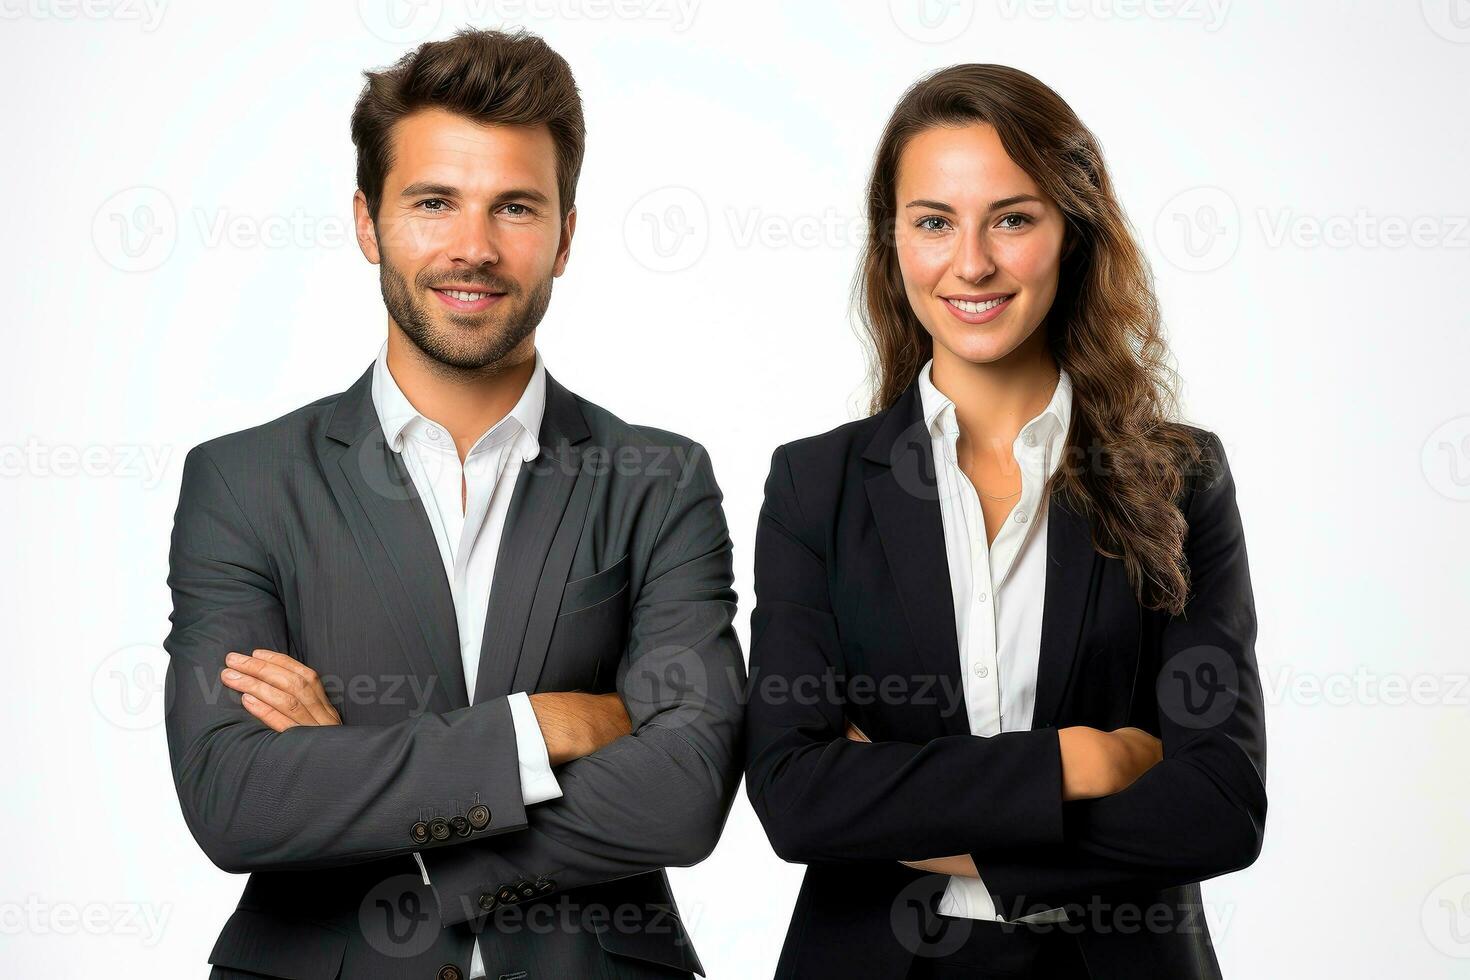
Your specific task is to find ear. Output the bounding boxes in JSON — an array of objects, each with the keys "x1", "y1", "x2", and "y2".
[
  {"x1": 552, "y1": 205, "x2": 577, "y2": 278},
  {"x1": 353, "y1": 189, "x2": 381, "y2": 265}
]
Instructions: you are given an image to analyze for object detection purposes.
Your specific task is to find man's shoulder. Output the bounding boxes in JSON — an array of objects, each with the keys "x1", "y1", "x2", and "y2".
[
  {"x1": 187, "y1": 378, "x2": 358, "y2": 472},
  {"x1": 570, "y1": 390, "x2": 712, "y2": 485},
  {"x1": 570, "y1": 390, "x2": 697, "y2": 451}
]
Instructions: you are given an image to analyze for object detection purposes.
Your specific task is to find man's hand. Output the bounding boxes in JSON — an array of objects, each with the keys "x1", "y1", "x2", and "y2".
[
  {"x1": 529, "y1": 692, "x2": 632, "y2": 766},
  {"x1": 219, "y1": 648, "x2": 342, "y2": 732}
]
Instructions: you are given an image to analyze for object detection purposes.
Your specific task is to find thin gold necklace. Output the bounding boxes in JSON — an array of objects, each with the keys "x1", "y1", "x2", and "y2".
[{"x1": 973, "y1": 483, "x2": 1021, "y2": 501}]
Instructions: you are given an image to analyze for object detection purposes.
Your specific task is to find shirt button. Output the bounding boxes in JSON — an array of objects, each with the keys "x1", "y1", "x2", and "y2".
[
  {"x1": 1024, "y1": 432, "x2": 1037, "y2": 447},
  {"x1": 977, "y1": 592, "x2": 987, "y2": 603},
  {"x1": 428, "y1": 427, "x2": 441, "y2": 441},
  {"x1": 974, "y1": 664, "x2": 990, "y2": 678}
]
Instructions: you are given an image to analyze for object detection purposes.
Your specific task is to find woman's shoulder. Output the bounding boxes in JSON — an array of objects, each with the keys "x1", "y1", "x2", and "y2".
[
  {"x1": 766, "y1": 410, "x2": 891, "y2": 488},
  {"x1": 1169, "y1": 423, "x2": 1238, "y2": 521}
]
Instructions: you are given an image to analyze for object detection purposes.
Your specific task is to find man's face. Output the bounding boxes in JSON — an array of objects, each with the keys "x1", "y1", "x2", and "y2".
[{"x1": 353, "y1": 108, "x2": 575, "y2": 371}]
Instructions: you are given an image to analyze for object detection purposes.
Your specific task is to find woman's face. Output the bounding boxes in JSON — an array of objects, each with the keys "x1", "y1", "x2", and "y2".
[{"x1": 894, "y1": 122, "x2": 1068, "y2": 366}]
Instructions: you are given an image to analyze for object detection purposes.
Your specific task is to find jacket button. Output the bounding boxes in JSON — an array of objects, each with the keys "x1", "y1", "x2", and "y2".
[
  {"x1": 450, "y1": 815, "x2": 471, "y2": 837},
  {"x1": 535, "y1": 877, "x2": 555, "y2": 894},
  {"x1": 428, "y1": 817, "x2": 451, "y2": 841},
  {"x1": 467, "y1": 804, "x2": 491, "y2": 830},
  {"x1": 478, "y1": 892, "x2": 497, "y2": 912},
  {"x1": 437, "y1": 965, "x2": 462, "y2": 980},
  {"x1": 410, "y1": 821, "x2": 430, "y2": 845},
  {"x1": 517, "y1": 881, "x2": 537, "y2": 901},
  {"x1": 497, "y1": 884, "x2": 518, "y2": 905}
]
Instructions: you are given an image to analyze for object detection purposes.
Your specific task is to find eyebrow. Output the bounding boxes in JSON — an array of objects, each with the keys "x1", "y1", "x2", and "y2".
[
  {"x1": 904, "y1": 194, "x2": 1044, "y2": 213},
  {"x1": 399, "y1": 181, "x2": 551, "y2": 206}
]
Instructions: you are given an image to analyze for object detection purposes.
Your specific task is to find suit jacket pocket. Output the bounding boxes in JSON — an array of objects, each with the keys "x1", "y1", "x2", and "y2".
[
  {"x1": 593, "y1": 903, "x2": 702, "y2": 976},
  {"x1": 208, "y1": 906, "x2": 347, "y2": 979},
  {"x1": 560, "y1": 552, "x2": 631, "y2": 616}
]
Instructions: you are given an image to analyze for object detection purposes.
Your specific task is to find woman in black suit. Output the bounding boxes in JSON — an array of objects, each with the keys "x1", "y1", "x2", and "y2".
[{"x1": 744, "y1": 64, "x2": 1266, "y2": 979}]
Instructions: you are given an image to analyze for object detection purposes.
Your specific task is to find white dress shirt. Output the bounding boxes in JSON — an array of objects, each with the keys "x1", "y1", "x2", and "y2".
[
  {"x1": 915, "y1": 357, "x2": 1074, "y2": 924},
  {"x1": 370, "y1": 339, "x2": 562, "y2": 978}
]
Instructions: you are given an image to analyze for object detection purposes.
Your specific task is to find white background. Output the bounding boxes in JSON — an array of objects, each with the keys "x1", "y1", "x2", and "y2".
[{"x1": 3, "y1": 1, "x2": 1469, "y2": 976}]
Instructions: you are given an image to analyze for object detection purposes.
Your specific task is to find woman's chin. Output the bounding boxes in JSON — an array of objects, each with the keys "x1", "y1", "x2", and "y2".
[{"x1": 935, "y1": 333, "x2": 1025, "y2": 367}]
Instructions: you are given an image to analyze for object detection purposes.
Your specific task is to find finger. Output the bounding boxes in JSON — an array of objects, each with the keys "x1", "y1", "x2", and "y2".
[
  {"x1": 249, "y1": 650, "x2": 340, "y2": 725},
  {"x1": 227, "y1": 653, "x2": 335, "y2": 725},
  {"x1": 240, "y1": 691, "x2": 297, "y2": 732},
  {"x1": 232, "y1": 653, "x2": 314, "y2": 697},
  {"x1": 225, "y1": 651, "x2": 303, "y2": 690},
  {"x1": 250, "y1": 648, "x2": 312, "y2": 679},
  {"x1": 221, "y1": 667, "x2": 314, "y2": 726}
]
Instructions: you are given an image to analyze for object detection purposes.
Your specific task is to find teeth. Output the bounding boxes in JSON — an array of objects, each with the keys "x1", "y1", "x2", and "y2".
[
  {"x1": 949, "y1": 296, "x2": 1009, "y2": 314},
  {"x1": 441, "y1": 289, "x2": 491, "y2": 301}
]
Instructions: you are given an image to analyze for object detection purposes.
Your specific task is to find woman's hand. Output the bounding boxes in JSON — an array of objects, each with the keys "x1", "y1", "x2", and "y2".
[
  {"x1": 220, "y1": 648, "x2": 342, "y2": 731},
  {"x1": 843, "y1": 720, "x2": 981, "y2": 878},
  {"x1": 900, "y1": 854, "x2": 979, "y2": 877},
  {"x1": 1058, "y1": 725, "x2": 1162, "y2": 800},
  {"x1": 1107, "y1": 726, "x2": 1164, "y2": 791}
]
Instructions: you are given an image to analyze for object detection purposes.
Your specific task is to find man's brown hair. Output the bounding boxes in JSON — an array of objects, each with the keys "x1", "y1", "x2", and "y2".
[{"x1": 351, "y1": 27, "x2": 585, "y2": 224}]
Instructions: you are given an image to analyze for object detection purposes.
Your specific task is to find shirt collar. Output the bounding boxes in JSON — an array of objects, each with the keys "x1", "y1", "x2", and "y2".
[
  {"x1": 370, "y1": 339, "x2": 546, "y2": 462},
  {"x1": 916, "y1": 356, "x2": 1074, "y2": 463}
]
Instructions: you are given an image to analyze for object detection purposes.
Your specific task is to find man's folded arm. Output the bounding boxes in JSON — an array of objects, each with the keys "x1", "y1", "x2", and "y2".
[
  {"x1": 411, "y1": 692, "x2": 562, "y2": 885},
  {"x1": 163, "y1": 445, "x2": 530, "y2": 874},
  {"x1": 418, "y1": 443, "x2": 747, "y2": 929}
]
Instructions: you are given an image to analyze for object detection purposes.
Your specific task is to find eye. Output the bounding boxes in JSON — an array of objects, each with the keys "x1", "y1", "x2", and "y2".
[
  {"x1": 500, "y1": 202, "x2": 537, "y2": 218},
  {"x1": 916, "y1": 215, "x2": 951, "y2": 232},
  {"x1": 416, "y1": 198, "x2": 449, "y2": 213},
  {"x1": 997, "y1": 212, "x2": 1034, "y2": 230}
]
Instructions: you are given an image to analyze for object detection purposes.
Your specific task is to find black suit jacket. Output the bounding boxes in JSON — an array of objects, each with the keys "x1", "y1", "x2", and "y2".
[
  {"x1": 743, "y1": 376, "x2": 1267, "y2": 979},
  {"x1": 164, "y1": 362, "x2": 746, "y2": 979}
]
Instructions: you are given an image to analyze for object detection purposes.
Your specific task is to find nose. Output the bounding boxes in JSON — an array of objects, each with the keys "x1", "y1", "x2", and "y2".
[
  {"x1": 950, "y1": 224, "x2": 996, "y2": 284},
  {"x1": 445, "y1": 208, "x2": 501, "y2": 268}
]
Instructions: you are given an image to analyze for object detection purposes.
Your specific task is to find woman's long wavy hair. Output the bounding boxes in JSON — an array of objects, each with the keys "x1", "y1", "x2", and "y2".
[{"x1": 856, "y1": 64, "x2": 1206, "y2": 615}]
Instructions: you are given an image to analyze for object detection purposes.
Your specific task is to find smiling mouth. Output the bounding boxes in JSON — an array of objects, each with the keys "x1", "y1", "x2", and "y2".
[
  {"x1": 433, "y1": 288, "x2": 503, "y2": 302},
  {"x1": 944, "y1": 295, "x2": 1011, "y2": 314},
  {"x1": 430, "y1": 286, "x2": 508, "y2": 313}
]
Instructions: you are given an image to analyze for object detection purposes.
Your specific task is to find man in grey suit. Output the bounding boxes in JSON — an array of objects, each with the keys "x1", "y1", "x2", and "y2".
[{"x1": 163, "y1": 27, "x2": 744, "y2": 980}]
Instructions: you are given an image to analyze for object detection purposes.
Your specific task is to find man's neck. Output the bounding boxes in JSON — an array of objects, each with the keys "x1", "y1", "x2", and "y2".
[{"x1": 385, "y1": 327, "x2": 537, "y2": 461}]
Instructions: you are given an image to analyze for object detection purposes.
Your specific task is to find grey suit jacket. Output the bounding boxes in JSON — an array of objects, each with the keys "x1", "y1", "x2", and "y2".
[{"x1": 163, "y1": 360, "x2": 746, "y2": 979}]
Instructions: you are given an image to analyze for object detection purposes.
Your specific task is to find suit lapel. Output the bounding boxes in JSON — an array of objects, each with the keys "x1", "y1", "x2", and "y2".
[
  {"x1": 472, "y1": 371, "x2": 594, "y2": 704},
  {"x1": 862, "y1": 381, "x2": 967, "y2": 737},
  {"x1": 321, "y1": 364, "x2": 467, "y2": 710},
  {"x1": 1031, "y1": 486, "x2": 1099, "y2": 729}
]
